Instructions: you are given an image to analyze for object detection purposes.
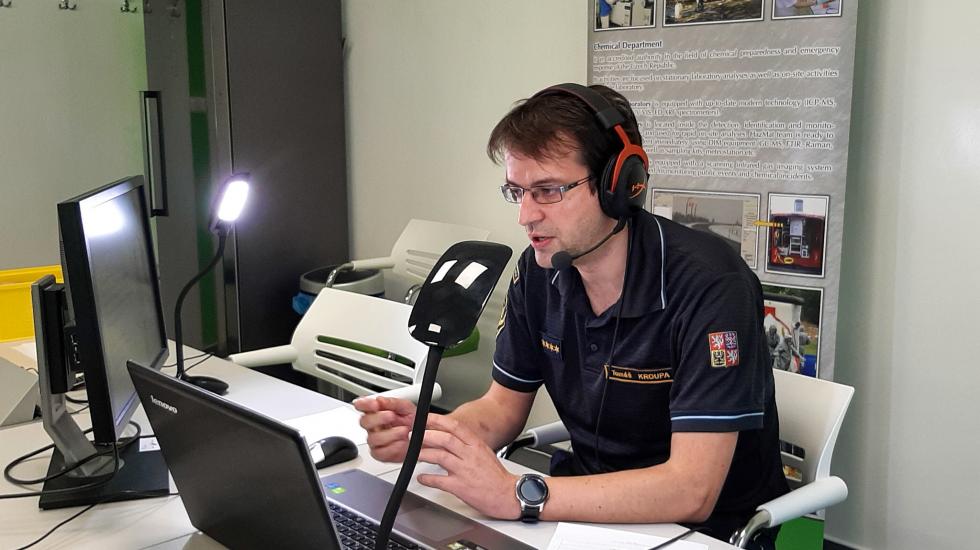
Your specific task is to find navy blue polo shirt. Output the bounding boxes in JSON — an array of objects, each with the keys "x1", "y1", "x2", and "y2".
[{"x1": 493, "y1": 211, "x2": 788, "y2": 535}]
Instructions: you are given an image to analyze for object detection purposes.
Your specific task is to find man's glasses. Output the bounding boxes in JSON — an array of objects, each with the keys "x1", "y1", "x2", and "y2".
[{"x1": 500, "y1": 175, "x2": 591, "y2": 205}]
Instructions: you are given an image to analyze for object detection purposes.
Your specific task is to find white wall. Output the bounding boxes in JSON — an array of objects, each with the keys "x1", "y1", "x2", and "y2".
[
  {"x1": 343, "y1": 1, "x2": 588, "y2": 258},
  {"x1": 343, "y1": 0, "x2": 587, "y2": 420},
  {"x1": 829, "y1": 1, "x2": 980, "y2": 548},
  {"x1": 345, "y1": 2, "x2": 980, "y2": 548},
  {"x1": 0, "y1": 3, "x2": 147, "y2": 270}
]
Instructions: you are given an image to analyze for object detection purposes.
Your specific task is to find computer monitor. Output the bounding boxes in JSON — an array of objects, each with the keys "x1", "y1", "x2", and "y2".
[{"x1": 31, "y1": 175, "x2": 170, "y2": 509}]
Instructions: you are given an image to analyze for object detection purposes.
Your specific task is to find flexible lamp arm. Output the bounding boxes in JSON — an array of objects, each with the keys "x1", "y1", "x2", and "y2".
[
  {"x1": 174, "y1": 232, "x2": 227, "y2": 379},
  {"x1": 373, "y1": 345, "x2": 444, "y2": 550}
]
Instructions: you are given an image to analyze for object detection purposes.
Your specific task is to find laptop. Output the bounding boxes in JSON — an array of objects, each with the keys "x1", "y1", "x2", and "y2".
[{"x1": 128, "y1": 362, "x2": 534, "y2": 550}]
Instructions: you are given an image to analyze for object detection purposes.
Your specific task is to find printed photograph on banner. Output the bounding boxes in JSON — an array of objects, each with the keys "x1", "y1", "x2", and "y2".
[
  {"x1": 664, "y1": 0, "x2": 764, "y2": 27},
  {"x1": 765, "y1": 193, "x2": 829, "y2": 278},
  {"x1": 594, "y1": 0, "x2": 656, "y2": 31},
  {"x1": 761, "y1": 283, "x2": 823, "y2": 378},
  {"x1": 773, "y1": 0, "x2": 842, "y2": 19},
  {"x1": 652, "y1": 189, "x2": 761, "y2": 269}
]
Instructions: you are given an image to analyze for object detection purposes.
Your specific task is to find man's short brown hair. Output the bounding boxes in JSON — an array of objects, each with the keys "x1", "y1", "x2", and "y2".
[{"x1": 486, "y1": 85, "x2": 643, "y2": 191}]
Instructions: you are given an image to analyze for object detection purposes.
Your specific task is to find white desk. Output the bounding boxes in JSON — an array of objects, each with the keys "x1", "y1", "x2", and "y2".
[{"x1": 1, "y1": 343, "x2": 737, "y2": 550}]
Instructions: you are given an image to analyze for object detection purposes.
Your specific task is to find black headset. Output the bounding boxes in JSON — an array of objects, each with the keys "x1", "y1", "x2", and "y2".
[{"x1": 531, "y1": 83, "x2": 650, "y2": 220}]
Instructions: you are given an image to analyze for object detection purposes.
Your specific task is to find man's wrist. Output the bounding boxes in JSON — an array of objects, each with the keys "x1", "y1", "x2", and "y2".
[
  {"x1": 514, "y1": 473, "x2": 550, "y2": 523},
  {"x1": 507, "y1": 473, "x2": 522, "y2": 520}
]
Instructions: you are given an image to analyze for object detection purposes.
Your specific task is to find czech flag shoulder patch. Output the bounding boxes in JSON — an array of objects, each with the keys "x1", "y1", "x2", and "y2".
[{"x1": 708, "y1": 331, "x2": 739, "y2": 368}]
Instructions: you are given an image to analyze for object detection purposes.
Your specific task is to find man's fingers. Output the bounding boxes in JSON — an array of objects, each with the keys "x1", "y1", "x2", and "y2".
[
  {"x1": 351, "y1": 397, "x2": 380, "y2": 413},
  {"x1": 359, "y1": 410, "x2": 412, "y2": 431},
  {"x1": 417, "y1": 448, "x2": 463, "y2": 471},
  {"x1": 354, "y1": 396, "x2": 417, "y2": 417},
  {"x1": 416, "y1": 472, "x2": 455, "y2": 493},
  {"x1": 366, "y1": 425, "x2": 409, "y2": 449},
  {"x1": 424, "y1": 414, "x2": 480, "y2": 446},
  {"x1": 419, "y1": 429, "x2": 469, "y2": 459},
  {"x1": 374, "y1": 396, "x2": 418, "y2": 415}
]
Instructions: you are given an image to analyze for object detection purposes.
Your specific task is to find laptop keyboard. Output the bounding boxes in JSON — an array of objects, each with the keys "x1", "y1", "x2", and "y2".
[{"x1": 328, "y1": 502, "x2": 424, "y2": 550}]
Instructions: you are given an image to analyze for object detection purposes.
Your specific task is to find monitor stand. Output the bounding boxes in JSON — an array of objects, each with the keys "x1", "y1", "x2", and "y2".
[{"x1": 38, "y1": 443, "x2": 169, "y2": 510}]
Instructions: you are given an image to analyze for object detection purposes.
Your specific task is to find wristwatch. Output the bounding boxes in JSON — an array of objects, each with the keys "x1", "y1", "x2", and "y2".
[{"x1": 515, "y1": 473, "x2": 549, "y2": 523}]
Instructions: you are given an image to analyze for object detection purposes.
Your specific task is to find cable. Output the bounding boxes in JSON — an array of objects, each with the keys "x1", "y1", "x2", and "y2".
[
  {"x1": 2, "y1": 422, "x2": 141, "y2": 492},
  {"x1": 64, "y1": 395, "x2": 88, "y2": 405},
  {"x1": 647, "y1": 528, "x2": 698, "y2": 550},
  {"x1": 593, "y1": 216, "x2": 635, "y2": 470},
  {"x1": 13, "y1": 488, "x2": 180, "y2": 550},
  {"x1": 15, "y1": 502, "x2": 97, "y2": 550},
  {"x1": 161, "y1": 351, "x2": 210, "y2": 368},
  {"x1": 182, "y1": 353, "x2": 214, "y2": 373}
]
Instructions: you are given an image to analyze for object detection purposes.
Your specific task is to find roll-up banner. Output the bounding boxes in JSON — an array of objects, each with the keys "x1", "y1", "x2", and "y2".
[{"x1": 590, "y1": 0, "x2": 858, "y2": 380}]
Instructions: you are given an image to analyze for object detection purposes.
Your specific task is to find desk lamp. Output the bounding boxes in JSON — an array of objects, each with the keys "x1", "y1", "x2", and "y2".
[
  {"x1": 374, "y1": 240, "x2": 512, "y2": 550},
  {"x1": 173, "y1": 174, "x2": 250, "y2": 395}
]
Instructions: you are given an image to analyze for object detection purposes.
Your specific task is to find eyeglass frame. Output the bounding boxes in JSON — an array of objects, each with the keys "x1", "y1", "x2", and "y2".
[{"x1": 499, "y1": 175, "x2": 592, "y2": 205}]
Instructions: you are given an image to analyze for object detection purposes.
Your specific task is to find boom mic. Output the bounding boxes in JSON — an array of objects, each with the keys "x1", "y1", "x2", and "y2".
[{"x1": 551, "y1": 218, "x2": 626, "y2": 270}]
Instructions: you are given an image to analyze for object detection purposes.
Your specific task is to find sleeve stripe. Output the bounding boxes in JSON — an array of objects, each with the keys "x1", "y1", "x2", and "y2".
[
  {"x1": 670, "y1": 411, "x2": 763, "y2": 422},
  {"x1": 493, "y1": 362, "x2": 543, "y2": 384}
]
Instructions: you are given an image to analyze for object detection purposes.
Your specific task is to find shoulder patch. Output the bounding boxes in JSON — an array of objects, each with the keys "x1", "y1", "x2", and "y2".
[{"x1": 708, "y1": 331, "x2": 739, "y2": 368}]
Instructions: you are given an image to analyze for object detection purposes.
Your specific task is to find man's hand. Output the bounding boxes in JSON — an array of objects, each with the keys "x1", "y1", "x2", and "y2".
[
  {"x1": 353, "y1": 396, "x2": 416, "y2": 462},
  {"x1": 416, "y1": 414, "x2": 521, "y2": 520}
]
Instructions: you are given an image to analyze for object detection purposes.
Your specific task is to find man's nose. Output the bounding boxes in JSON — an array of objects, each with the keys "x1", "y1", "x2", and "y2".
[{"x1": 517, "y1": 192, "x2": 543, "y2": 227}]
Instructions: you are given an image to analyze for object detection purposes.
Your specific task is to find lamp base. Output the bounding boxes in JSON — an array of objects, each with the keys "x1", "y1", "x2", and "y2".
[{"x1": 181, "y1": 374, "x2": 229, "y2": 395}]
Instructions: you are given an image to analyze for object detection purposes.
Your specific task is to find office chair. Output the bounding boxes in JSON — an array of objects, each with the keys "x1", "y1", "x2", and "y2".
[
  {"x1": 228, "y1": 287, "x2": 438, "y2": 403},
  {"x1": 728, "y1": 369, "x2": 853, "y2": 548},
  {"x1": 328, "y1": 219, "x2": 491, "y2": 303},
  {"x1": 500, "y1": 369, "x2": 855, "y2": 549}
]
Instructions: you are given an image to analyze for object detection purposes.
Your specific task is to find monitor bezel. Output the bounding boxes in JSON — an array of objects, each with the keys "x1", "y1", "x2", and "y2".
[{"x1": 57, "y1": 175, "x2": 168, "y2": 445}]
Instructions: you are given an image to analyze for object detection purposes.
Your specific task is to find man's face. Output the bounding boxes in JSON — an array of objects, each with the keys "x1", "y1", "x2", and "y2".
[{"x1": 504, "y1": 147, "x2": 617, "y2": 269}]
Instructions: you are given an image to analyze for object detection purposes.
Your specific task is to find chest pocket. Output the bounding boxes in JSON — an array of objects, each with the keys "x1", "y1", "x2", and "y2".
[{"x1": 539, "y1": 332, "x2": 563, "y2": 360}]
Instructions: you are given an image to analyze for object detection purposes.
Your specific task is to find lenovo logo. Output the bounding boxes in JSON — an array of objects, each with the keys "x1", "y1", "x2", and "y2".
[{"x1": 150, "y1": 394, "x2": 178, "y2": 415}]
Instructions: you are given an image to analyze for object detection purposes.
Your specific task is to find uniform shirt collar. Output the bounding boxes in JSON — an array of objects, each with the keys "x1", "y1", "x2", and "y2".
[{"x1": 549, "y1": 213, "x2": 667, "y2": 319}]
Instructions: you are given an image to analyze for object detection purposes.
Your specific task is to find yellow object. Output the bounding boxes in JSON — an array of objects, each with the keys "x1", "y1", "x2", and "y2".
[{"x1": 0, "y1": 265, "x2": 63, "y2": 342}]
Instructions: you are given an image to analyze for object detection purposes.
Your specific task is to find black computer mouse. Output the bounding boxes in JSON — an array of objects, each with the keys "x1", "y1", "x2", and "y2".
[
  {"x1": 311, "y1": 436, "x2": 359, "y2": 469},
  {"x1": 184, "y1": 374, "x2": 229, "y2": 396}
]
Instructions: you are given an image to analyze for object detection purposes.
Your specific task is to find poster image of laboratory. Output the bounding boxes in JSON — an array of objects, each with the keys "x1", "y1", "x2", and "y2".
[
  {"x1": 765, "y1": 193, "x2": 829, "y2": 278},
  {"x1": 762, "y1": 283, "x2": 823, "y2": 378},
  {"x1": 651, "y1": 188, "x2": 761, "y2": 269},
  {"x1": 664, "y1": 0, "x2": 764, "y2": 27},
  {"x1": 594, "y1": 0, "x2": 656, "y2": 31},
  {"x1": 772, "y1": 0, "x2": 842, "y2": 19}
]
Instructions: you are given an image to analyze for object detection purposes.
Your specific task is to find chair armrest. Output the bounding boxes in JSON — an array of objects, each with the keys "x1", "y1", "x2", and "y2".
[
  {"x1": 350, "y1": 256, "x2": 396, "y2": 271},
  {"x1": 228, "y1": 345, "x2": 298, "y2": 368},
  {"x1": 526, "y1": 421, "x2": 570, "y2": 446},
  {"x1": 376, "y1": 382, "x2": 442, "y2": 405},
  {"x1": 730, "y1": 476, "x2": 847, "y2": 548},
  {"x1": 759, "y1": 476, "x2": 848, "y2": 527},
  {"x1": 498, "y1": 421, "x2": 569, "y2": 459}
]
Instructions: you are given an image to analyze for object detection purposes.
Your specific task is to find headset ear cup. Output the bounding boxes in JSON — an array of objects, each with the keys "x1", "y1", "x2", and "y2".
[
  {"x1": 619, "y1": 155, "x2": 649, "y2": 213},
  {"x1": 600, "y1": 154, "x2": 647, "y2": 219},
  {"x1": 598, "y1": 156, "x2": 620, "y2": 219}
]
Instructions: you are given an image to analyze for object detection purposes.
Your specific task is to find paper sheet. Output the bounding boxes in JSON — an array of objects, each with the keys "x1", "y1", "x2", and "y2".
[
  {"x1": 546, "y1": 522, "x2": 708, "y2": 550},
  {"x1": 284, "y1": 405, "x2": 368, "y2": 446}
]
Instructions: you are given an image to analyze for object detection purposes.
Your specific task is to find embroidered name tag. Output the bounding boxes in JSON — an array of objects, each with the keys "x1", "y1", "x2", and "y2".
[
  {"x1": 708, "y1": 331, "x2": 740, "y2": 368},
  {"x1": 604, "y1": 365, "x2": 673, "y2": 384}
]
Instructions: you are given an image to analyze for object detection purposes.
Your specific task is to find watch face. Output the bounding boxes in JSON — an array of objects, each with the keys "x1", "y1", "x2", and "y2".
[{"x1": 519, "y1": 476, "x2": 547, "y2": 504}]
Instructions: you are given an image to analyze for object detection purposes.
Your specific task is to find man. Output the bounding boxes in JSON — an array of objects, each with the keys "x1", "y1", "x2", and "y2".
[
  {"x1": 355, "y1": 84, "x2": 788, "y2": 548},
  {"x1": 767, "y1": 324, "x2": 781, "y2": 368},
  {"x1": 774, "y1": 335, "x2": 805, "y2": 373}
]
